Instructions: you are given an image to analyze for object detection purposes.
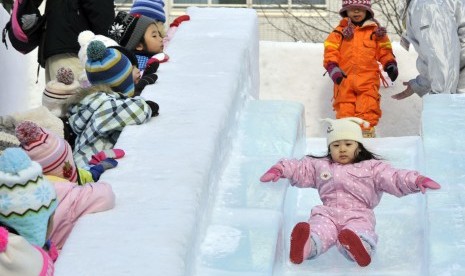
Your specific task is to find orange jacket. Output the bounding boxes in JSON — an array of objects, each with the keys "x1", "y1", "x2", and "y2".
[{"x1": 324, "y1": 18, "x2": 395, "y2": 75}]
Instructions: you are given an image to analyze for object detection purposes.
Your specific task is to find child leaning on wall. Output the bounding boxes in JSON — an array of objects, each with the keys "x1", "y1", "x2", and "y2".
[
  {"x1": 108, "y1": 11, "x2": 167, "y2": 79},
  {"x1": 66, "y1": 40, "x2": 159, "y2": 168},
  {"x1": 259, "y1": 117, "x2": 440, "y2": 267},
  {"x1": 323, "y1": 0, "x2": 398, "y2": 138},
  {"x1": 0, "y1": 148, "x2": 58, "y2": 274}
]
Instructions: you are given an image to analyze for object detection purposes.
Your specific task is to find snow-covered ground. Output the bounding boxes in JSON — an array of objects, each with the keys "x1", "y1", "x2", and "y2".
[{"x1": 1, "y1": 6, "x2": 462, "y2": 276}]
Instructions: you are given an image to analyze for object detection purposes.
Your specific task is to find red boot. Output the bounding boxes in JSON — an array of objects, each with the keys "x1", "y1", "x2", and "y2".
[
  {"x1": 338, "y1": 229, "x2": 371, "y2": 267},
  {"x1": 289, "y1": 222, "x2": 312, "y2": 264}
]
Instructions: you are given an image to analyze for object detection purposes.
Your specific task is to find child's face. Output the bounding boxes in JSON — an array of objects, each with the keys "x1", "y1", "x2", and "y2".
[
  {"x1": 329, "y1": 140, "x2": 359, "y2": 164},
  {"x1": 137, "y1": 23, "x2": 164, "y2": 54},
  {"x1": 132, "y1": 66, "x2": 141, "y2": 84},
  {"x1": 347, "y1": 8, "x2": 367, "y2": 23}
]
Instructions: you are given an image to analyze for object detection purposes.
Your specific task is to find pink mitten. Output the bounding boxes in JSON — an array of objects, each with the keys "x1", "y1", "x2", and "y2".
[
  {"x1": 260, "y1": 166, "x2": 283, "y2": 182},
  {"x1": 416, "y1": 176, "x2": 441, "y2": 194}
]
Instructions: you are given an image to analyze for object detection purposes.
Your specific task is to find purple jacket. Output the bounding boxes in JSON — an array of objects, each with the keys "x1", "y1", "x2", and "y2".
[{"x1": 278, "y1": 157, "x2": 421, "y2": 209}]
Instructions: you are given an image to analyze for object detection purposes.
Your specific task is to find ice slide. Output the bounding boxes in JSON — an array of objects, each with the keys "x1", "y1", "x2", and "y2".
[{"x1": 54, "y1": 7, "x2": 463, "y2": 276}]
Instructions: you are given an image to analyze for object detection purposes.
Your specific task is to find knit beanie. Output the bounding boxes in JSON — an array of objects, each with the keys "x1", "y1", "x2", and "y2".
[
  {"x1": 85, "y1": 40, "x2": 135, "y2": 96},
  {"x1": 0, "y1": 148, "x2": 58, "y2": 247},
  {"x1": 0, "y1": 228, "x2": 55, "y2": 276},
  {"x1": 108, "y1": 11, "x2": 156, "y2": 51},
  {"x1": 0, "y1": 116, "x2": 20, "y2": 154},
  {"x1": 130, "y1": 0, "x2": 166, "y2": 23},
  {"x1": 12, "y1": 106, "x2": 64, "y2": 139},
  {"x1": 322, "y1": 117, "x2": 370, "y2": 146},
  {"x1": 42, "y1": 67, "x2": 80, "y2": 117},
  {"x1": 339, "y1": 0, "x2": 374, "y2": 18},
  {"x1": 78, "y1": 30, "x2": 119, "y2": 67},
  {"x1": 15, "y1": 121, "x2": 78, "y2": 183}
]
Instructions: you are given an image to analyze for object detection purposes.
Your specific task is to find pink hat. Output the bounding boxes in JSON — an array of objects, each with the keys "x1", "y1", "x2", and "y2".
[
  {"x1": 15, "y1": 121, "x2": 78, "y2": 182},
  {"x1": 339, "y1": 0, "x2": 374, "y2": 18}
]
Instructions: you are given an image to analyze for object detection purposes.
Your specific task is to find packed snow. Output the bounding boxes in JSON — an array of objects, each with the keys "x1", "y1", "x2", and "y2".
[{"x1": 1, "y1": 6, "x2": 462, "y2": 276}]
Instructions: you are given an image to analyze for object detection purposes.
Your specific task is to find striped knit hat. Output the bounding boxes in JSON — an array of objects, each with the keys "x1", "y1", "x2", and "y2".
[
  {"x1": 85, "y1": 40, "x2": 135, "y2": 97},
  {"x1": 0, "y1": 148, "x2": 58, "y2": 247},
  {"x1": 15, "y1": 121, "x2": 78, "y2": 182},
  {"x1": 108, "y1": 11, "x2": 156, "y2": 51},
  {"x1": 0, "y1": 116, "x2": 20, "y2": 154},
  {"x1": 130, "y1": 0, "x2": 166, "y2": 23},
  {"x1": 42, "y1": 67, "x2": 80, "y2": 117}
]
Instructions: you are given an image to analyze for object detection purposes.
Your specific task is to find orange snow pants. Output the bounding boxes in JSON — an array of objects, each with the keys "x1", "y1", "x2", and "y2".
[{"x1": 332, "y1": 72, "x2": 381, "y2": 128}]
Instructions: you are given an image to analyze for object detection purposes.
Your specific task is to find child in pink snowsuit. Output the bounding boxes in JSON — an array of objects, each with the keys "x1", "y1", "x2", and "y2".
[{"x1": 260, "y1": 117, "x2": 441, "y2": 267}]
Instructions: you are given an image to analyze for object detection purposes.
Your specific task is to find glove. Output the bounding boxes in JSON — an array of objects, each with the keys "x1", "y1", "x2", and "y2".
[
  {"x1": 135, "y1": 73, "x2": 158, "y2": 96},
  {"x1": 170, "y1": 15, "x2": 190, "y2": 28},
  {"x1": 326, "y1": 62, "x2": 346, "y2": 85},
  {"x1": 260, "y1": 166, "x2": 283, "y2": 182},
  {"x1": 146, "y1": 100, "x2": 159, "y2": 117},
  {"x1": 416, "y1": 176, "x2": 441, "y2": 194},
  {"x1": 144, "y1": 61, "x2": 159, "y2": 75},
  {"x1": 384, "y1": 61, "x2": 398, "y2": 81}
]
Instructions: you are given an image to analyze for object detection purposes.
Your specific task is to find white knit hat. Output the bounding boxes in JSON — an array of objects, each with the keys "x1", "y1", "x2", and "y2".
[
  {"x1": 322, "y1": 117, "x2": 370, "y2": 146},
  {"x1": 0, "y1": 228, "x2": 54, "y2": 276},
  {"x1": 42, "y1": 67, "x2": 80, "y2": 117}
]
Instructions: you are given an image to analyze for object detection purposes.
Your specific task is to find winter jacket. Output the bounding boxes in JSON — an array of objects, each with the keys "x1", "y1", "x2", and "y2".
[
  {"x1": 48, "y1": 179, "x2": 115, "y2": 250},
  {"x1": 277, "y1": 157, "x2": 421, "y2": 254},
  {"x1": 404, "y1": 0, "x2": 465, "y2": 95},
  {"x1": 324, "y1": 18, "x2": 396, "y2": 127},
  {"x1": 67, "y1": 88, "x2": 153, "y2": 167},
  {"x1": 39, "y1": 0, "x2": 115, "y2": 67}
]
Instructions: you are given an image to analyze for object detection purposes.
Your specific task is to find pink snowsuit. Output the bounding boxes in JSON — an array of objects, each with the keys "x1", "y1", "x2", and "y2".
[
  {"x1": 49, "y1": 181, "x2": 115, "y2": 250},
  {"x1": 278, "y1": 157, "x2": 421, "y2": 256}
]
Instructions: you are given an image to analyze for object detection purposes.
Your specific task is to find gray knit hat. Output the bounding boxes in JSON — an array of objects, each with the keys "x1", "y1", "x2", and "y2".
[
  {"x1": 108, "y1": 11, "x2": 156, "y2": 51},
  {"x1": 0, "y1": 116, "x2": 20, "y2": 153}
]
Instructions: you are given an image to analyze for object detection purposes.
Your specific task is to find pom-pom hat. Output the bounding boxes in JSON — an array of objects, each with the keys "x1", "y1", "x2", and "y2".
[
  {"x1": 0, "y1": 228, "x2": 55, "y2": 275},
  {"x1": 85, "y1": 40, "x2": 135, "y2": 97},
  {"x1": 130, "y1": 0, "x2": 166, "y2": 23},
  {"x1": 339, "y1": 0, "x2": 374, "y2": 18},
  {"x1": 42, "y1": 67, "x2": 80, "y2": 117},
  {"x1": 108, "y1": 11, "x2": 156, "y2": 51},
  {"x1": 0, "y1": 148, "x2": 58, "y2": 247},
  {"x1": 322, "y1": 117, "x2": 370, "y2": 146},
  {"x1": 15, "y1": 121, "x2": 78, "y2": 182}
]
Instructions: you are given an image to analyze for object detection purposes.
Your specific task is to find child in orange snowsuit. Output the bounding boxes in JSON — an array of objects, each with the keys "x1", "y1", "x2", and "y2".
[{"x1": 323, "y1": 0, "x2": 398, "y2": 137}]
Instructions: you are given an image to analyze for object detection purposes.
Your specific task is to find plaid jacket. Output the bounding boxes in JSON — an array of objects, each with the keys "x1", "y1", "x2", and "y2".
[{"x1": 68, "y1": 92, "x2": 152, "y2": 167}]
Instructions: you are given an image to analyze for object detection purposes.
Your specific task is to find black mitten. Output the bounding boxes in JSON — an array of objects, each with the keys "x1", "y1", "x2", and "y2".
[
  {"x1": 134, "y1": 73, "x2": 158, "y2": 96},
  {"x1": 384, "y1": 62, "x2": 398, "y2": 81},
  {"x1": 146, "y1": 100, "x2": 159, "y2": 117},
  {"x1": 144, "y1": 62, "x2": 159, "y2": 75}
]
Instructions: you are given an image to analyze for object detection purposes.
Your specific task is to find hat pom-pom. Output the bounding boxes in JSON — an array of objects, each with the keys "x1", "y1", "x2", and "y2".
[
  {"x1": 0, "y1": 148, "x2": 31, "y2": 174},
  {"x1": 15, "y1": 121, "x2": 43, "y2": 145},
  {"x1": 78, "y1": 30, "x2": 95, "y2": 47},
  {"x1": 0, "y1": 227, "x2": 8, "y2": 252},
  {"x1": 361, "y1": 121, "x2": 370, "y2": 128},
  {"x1": 87, "y1": 40, "x2": 107, "y2": 61},
  {"x1": 56, "y1": 67, "x2": 75, "y2": 85}
]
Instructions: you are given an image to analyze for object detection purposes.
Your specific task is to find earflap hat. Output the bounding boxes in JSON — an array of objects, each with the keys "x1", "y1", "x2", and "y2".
[
  {"x1": 339, "y1": 0, "x2": 374, "y2": 18},
  {"x1": 322, "y1": 117, "x2": 370, "y2": 146}
]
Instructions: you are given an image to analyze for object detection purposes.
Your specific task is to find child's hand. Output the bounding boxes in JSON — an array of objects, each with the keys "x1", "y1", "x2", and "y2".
[
  {"x1": 416, "y1": 176, "x2": 441, "y2": 193},
  {"x1": 326, "y1": 62, "x2": 346, "y2": 85},
  {"x1": 384, "y1": 61, "x2": 398, "y2": 81},
  {"x1": 260, "y1": 166, "x2": 283, "y2": 182}
]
